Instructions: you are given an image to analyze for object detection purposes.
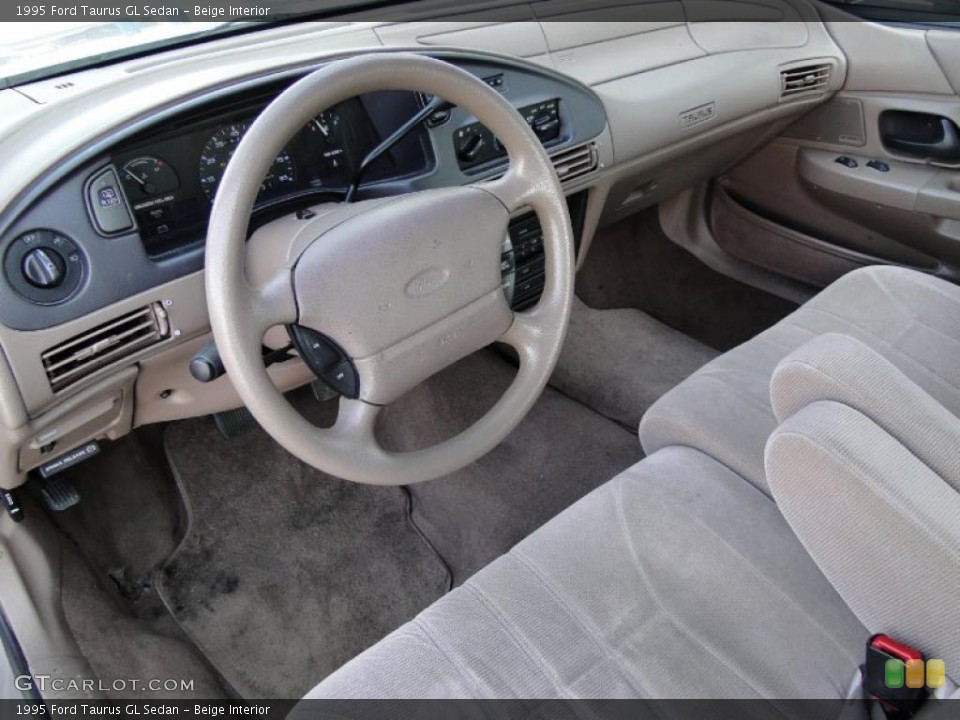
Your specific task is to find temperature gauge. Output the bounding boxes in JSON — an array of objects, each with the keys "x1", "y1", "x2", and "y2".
[{"x1": 120, "y1": 156, "x2": 180, "y2": 200}]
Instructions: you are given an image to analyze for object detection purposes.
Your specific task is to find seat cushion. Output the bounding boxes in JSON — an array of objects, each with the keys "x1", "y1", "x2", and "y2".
[
  {"x1": 640, "y1": 266, "x2": 960, "y2": 495},
  {"x1": 307, "y1": 447, "x2": 866, "y2": 699}
]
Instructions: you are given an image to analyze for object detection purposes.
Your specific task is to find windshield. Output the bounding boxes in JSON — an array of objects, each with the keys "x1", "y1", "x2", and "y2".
[
  {"x1": 0, "y1": 0, "x2": 405, "y2": 87},
  {"x1": 0, "y1": 22, "x2": 248, "y2": 85}
]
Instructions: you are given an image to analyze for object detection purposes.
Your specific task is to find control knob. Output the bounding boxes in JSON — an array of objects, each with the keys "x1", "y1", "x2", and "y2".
[
  {"x1": 531, "y1": 114, "x2": 560, "y2": 142},
  {"x1": 21, "y1": 247, "x2": 65, "y2": 288},
  {"x1": 456, "y1": 133, "x2": 485, "y2": 163}
]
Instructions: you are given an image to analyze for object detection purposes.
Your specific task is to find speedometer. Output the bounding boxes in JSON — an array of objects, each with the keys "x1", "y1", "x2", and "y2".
[{"x1": 198, "y1": 121, "x2": 297, "y2": 201}]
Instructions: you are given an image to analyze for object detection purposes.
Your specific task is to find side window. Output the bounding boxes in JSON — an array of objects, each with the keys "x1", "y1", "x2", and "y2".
[{"x1": 822, "y1": 0, "x2": 960, "y2": 24}]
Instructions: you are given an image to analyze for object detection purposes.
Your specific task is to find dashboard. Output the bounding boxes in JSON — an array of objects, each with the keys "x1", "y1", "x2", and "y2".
[
  {"x1": 0, "y1": 54, "x2": 607, "y2": 334},
  {"x1": 0, "y1": 14, "x2": 848, "y2": 487}
]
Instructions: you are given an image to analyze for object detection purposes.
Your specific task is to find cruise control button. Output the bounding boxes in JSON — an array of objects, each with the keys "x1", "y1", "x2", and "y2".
[
  {"x1": 322, "y1": 360, "x2": 359, "y2": 399},
  {"x1": 288, "y1": 325, "x2": 340, "y2": 373}
]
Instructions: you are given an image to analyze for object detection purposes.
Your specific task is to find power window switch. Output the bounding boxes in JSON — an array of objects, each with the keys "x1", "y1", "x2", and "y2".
[{"x1": 835, "y1": 156, "x2": 858, "y2": 168}]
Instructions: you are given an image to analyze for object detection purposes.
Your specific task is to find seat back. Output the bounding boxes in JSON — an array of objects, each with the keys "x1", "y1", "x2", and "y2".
[{"x1": 766, "y1": 334, "x2": 960, "y2": 677}]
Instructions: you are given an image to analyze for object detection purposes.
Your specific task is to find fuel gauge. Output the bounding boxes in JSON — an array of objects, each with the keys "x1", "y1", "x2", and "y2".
[
  {"x1": 120, "y1": 156, "x2": 180, "y2": 199},
  {"x1": 307, "y1": 110, "x2": 347, "y2": 175},
  {"x1": 307, "y1": 109, "x2": 342, "y2": 141}
]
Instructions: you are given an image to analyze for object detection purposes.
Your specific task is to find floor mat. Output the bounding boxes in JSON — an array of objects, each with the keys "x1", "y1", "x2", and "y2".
[
  {"x1": 550, "y1": 297, "x2": 718, "y2": 429},
  {"x1": 54, "y1": 428, "x2": 181, "y2": 613},
  {"x1": 52, "y1": 431, "x2": 228, "y2": 698},
  {"x1": 158, "y1": 417, "x2": 450, "y2": 699},
  {"x1": 577, "y1": 209, "x2": 797, "y2": 351},
  {"x1": 379, "y1": 351, "x2": 642, "y2": 584},
  {"x1": 60, "y1": 534, "x2": 229, "y2": 700}
]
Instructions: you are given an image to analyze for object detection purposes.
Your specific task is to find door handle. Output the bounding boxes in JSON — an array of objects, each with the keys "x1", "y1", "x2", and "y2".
[{"x1": 882, "y1": 115, "x2": 960, "y2": 162}]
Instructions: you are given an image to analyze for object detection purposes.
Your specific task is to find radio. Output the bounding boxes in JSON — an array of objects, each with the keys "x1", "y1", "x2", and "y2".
[{"x1": 500, "y1": 192, "x2": 588, "y2": 311}]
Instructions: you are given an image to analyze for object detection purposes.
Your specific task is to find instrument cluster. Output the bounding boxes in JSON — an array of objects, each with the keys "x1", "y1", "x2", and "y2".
[{"x1": 111, "y1": 93, "x2": 429, "y2": 257}]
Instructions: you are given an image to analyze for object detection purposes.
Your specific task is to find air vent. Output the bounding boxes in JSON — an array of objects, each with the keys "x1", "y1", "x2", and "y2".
[
  {"x1": 551, "y1": 142, "x2": 599, "y2": 182},
  {"x1": 42, "y1": 303, "x2": 170, "y2": 392},
  {"x1": 780, "y1": 64, "x2": 832, "y2": 100},
  {"x1": 487, "y1": 142, "x2": 599, "y2": 184}
]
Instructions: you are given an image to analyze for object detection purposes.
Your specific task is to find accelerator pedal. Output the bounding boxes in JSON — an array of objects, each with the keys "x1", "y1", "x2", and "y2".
[{"x1": 213, "y1": 407, "x2": 258, "y2": 439}]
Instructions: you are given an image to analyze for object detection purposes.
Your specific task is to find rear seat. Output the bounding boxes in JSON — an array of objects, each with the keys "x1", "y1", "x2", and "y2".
[{"x1": 639, "y1": 265, "x2": 960, "y2": 495}]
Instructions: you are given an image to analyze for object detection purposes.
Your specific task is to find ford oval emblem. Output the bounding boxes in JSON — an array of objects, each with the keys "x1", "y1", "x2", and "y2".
[{"x1": 405, "y1": 267, "x2": 450, "y2": 298}]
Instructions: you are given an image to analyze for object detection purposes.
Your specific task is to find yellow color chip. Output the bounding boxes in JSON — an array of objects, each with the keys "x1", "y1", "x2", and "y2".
[
  {"x1": 906, "y1": 658, "x2": 925, "y2": 688},
  {"x1": 926, "y1": 659, "x2": 945, "y2": 689}
]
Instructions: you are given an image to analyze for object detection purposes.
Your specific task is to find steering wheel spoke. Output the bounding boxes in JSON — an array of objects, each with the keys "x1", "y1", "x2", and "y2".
[
  {"x1": 246, "y1": 268, "x2": 299, "y2": 339},
  {"x1": 478, "y1": 167, "x2": 540, "y2": 215},
  {"x1": 330, "y1": 397, "x2": 382, "y2": 442},
  {"x1": 501, "y1": 303, "x2": 565, "y2": 381}
]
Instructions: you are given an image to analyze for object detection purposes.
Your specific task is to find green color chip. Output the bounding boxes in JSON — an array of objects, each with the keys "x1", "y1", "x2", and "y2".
[{"x1": 885, "y1": 658, "x2": 905, "y2": 688}]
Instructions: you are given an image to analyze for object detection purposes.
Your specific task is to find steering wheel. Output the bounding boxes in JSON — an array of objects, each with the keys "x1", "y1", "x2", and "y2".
[{"x1": 205, "y1": 53, "x2": 574, "y2": 485}]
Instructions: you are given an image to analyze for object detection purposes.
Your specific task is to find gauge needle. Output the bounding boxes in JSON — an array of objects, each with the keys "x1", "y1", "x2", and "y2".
[
  {"x1": 123, "y1": 168, "x2": 147, "y2": 188},
  {"x1": 311, "y1": 118, "x2": 330, "y2": 138}
]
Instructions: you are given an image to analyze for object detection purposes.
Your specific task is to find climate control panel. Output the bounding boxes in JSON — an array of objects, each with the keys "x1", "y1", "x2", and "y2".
[{"x1": 455, "y1": 99, "x2": 562, "y2": 172}]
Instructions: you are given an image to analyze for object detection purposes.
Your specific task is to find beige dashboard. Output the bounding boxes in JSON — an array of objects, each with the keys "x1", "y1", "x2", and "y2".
[{"x1": 0, "y1": 2, "x2": 847, "y2": 489}]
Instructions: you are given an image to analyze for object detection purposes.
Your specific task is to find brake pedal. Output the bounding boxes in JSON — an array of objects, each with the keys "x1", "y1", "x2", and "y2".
[
  {"x1": 31, "y1": 441, "x2": 99, "y2": 511},
  {"x1": 213, "y1": 407, "x2": 258, "y2": 439},
  {"x1": 40, "y1": 477, "x2": 80, "y2": 512}
]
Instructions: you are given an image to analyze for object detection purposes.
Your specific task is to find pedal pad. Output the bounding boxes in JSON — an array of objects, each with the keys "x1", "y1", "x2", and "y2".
[
  {"x1": 213, "y1": 407, "x2": 258, "y2": 439},
  {"x1": 40, "y1": 477, "x2": 80, "y2": 512},
  {"x1": 310, "y1": 379, "x2": 339, "y2": 403}
]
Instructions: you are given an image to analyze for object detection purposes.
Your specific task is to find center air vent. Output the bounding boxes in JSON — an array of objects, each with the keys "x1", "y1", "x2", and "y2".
[
  {"x1": 551, "y1": 143, "x2": 599, "y2": 182},
  {"x1": 42, "y1": 303, "x2": 170, "y2": 392},
  {"x1": 487, "y1": 142, "x2": 599, "y2": 184},
  {"x1": 780, "y1": 63, "x2": 832, "y2": 100}
]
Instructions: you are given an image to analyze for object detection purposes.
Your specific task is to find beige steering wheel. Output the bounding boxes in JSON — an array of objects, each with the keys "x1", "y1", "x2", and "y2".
[{"x1": 205, "y1": 53, "x2": 574, "y2": 485}]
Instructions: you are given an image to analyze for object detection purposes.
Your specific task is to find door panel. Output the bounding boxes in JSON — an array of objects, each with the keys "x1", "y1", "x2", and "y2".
[
  {"x1": 716, "y1": 143, "x2": 941, "y2": 275},
  {"x1": 711, "y1": 19, "x2": 960, "y2": 288}
]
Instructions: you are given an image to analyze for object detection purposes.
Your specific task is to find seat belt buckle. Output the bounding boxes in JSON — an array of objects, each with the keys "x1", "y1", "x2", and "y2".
[{"x1": 863, "y1": 634, "x2": 929, "y2": 718}]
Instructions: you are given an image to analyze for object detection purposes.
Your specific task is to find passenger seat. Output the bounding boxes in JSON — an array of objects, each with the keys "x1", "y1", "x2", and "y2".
[
  {"x1": 304, "y1": 272, "x2": 960, "y2": 701},
  {"x1": 640, "y1": 265, "x2": 960, "y2": 495},
  {"x1": 307, "y1": 447, "x2": 868, "y2": 699}
]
